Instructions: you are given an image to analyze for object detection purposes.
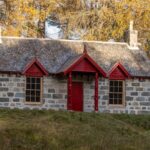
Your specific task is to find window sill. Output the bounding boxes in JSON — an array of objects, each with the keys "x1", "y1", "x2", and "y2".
[
  {"x1": 108, "y1": 104, "x2": 125, "y2": 109},
  {"x1": 24, "y1": 102, "x2": 43, "y2": 105}
]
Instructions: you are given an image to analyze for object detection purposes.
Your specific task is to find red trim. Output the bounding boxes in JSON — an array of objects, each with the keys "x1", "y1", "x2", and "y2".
[
  {"x1": 22, "y1": 58, "x2": 49, "y2": 77},
  {"x1": 72, "y1": 59, "x2": 98, "y2": 73},
  {"x1": 108, "y1": 62, "x2": 131, "y2": 80},
  {"x1": 0, "y1": 70, "x2": 149, "y2": 79},
  {"x1": 95, "y1": 72, "x2": 99, "y2": 111},
  {"x1": 67, "y1": 72, "x2": 72, "y2": 110},
  {"x1": 64, "y1": 53, "x2": 106, "y2": 77}
]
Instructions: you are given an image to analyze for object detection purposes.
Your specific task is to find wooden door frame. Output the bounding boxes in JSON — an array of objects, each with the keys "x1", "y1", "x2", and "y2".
[{"x1": 67, "y1": 72, "x2": 99, "y2": 112}]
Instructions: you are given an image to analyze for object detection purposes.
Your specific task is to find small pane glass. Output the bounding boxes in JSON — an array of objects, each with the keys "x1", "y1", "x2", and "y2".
[
  {"x1": 31, "y1": 78, "x2": 35, "y2": 84},
  {"x1": 114, "y1": 87, "x2": 118, "y2": 92},
  {"x1": 36, "y1": 91, "x2": 40, "y2": 97},
  {"x1": 26, "y1": 96, "x2": 30, "y2": 101},
  {"x1": 114, "y1": 81, "x2": 118, "y2": 86},
  {"x1": 26, "y1": 90, "x2": 30, "y2": 96},
  {"x1": 36, "y1": 84, "x2": 40, "y2": 90},
  {"x1": 31, "y1": 84, "x2": 35, "y2": 90},
  {"x1": 31, "y1": 96, "x2": 35, "y2": 102},
  {"x1": 109, "y1": 93, "x2": 113, "y2": 99},
  {"x1": 36, "y1": 97, "x2": 40, "y2": 102},
  {"x1": 119, "y1": 81, "x2": 123, "y2": 86},
  {"x1": 119, "y1": 87, "x2": 122, "y2": 92},
  {"x1": 114, "y1": 94, "x2": 118, "y2": 99},
  {"x1": 27, "y1": 78, "x2": 30, "y2": 83},
  {"x1": 36, "y1": 78, "x2": 41, "y2": 84},
  {"x1": 110, "y1": 87, "x2": 113, "y2": 92},
  {"x1": 26, "y1": 84, "x2": 30, "y2": 89},
  {"x1": 118, "y1": 99, "x2": 122, "y2": 104},
  {"x1": 31, "y1": 90, "x2": 35, "y2": 95},
  {"x1": 110, "y1": 81, "x2": 113, "y2": 86},
  {"x1": 109, "y1": 98, "x2": 113, "y2": 104},
  {"x1": 119, "y1": 94, "x2": 122, "y2": 99},
  {"x1": 114, "y1": 99, "x2": 118, "y2": 104}
]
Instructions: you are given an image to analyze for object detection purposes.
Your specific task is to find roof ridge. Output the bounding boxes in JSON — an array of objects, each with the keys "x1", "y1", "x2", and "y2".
[{"x1": 1, "y1": 36, "x2": 129, "y2": 46}]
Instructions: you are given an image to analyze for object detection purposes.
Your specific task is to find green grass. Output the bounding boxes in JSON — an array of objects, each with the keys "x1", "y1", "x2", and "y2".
[{"x1": 0, "y1": 109, "x2": 149, "y2": 150}]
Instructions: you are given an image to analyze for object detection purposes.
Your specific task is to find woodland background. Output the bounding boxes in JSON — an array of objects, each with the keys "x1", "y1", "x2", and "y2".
[{"x1": 0, "y1": 0, "x2": 150, "y2": 55}]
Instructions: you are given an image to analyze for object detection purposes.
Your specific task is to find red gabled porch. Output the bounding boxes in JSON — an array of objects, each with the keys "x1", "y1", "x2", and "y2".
[{"x1": 63, "y1": 46, "x2": 106, "y2": 112}]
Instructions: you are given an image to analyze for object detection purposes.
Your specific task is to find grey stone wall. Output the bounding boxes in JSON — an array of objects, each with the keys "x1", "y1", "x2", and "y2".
[
  {"x1": 83, "y1": 81, "x2": 95, "y2": 112},
  {"x1": 98, "y1": 78, "x2": 150, "y2": 114},
  {"x1": 125, "y1": 79, "x2": 150, "y2": 114},
  {"x1": 0, "y1": 74, "x2": 95, "y2": 111},
  {"x1": 0, "y1": 74, "x2": 149, "y2": 114},
  {"x1": 42, "y1": 76, "x2": 67, "y2": 110},
  {"x1": 0, "y1": 75, "x2": 68, "y2": 110},
  {"x1": 0, "y1": 74, "x2": 25, "y2": 108}
]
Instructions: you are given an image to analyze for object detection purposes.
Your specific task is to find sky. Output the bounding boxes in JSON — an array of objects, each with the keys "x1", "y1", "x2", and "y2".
[{"x1": 45, "y1": 21, "x2": 62, "y2": 39}]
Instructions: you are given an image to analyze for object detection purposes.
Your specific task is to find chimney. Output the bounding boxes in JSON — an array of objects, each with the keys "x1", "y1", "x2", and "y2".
[
  {"x1": 129, "y1": 20, "x2": 139, "y2": 50},
  {"x1": 0, "y1": 26, "x2": 2, "y2": 44}
]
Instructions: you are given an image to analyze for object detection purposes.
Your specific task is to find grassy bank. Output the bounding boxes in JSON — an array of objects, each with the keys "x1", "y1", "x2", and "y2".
[{"x1": 0, "y1": 109, "x2": 149, "y2": 150}]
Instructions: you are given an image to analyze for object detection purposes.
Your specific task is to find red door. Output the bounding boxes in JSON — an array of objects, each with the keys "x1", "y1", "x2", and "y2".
[{"x1": 71, "y1": 82, "x2": 83, "y2": 112}]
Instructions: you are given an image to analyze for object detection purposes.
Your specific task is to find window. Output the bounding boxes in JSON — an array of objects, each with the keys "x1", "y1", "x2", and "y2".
[
  {"x1": 26, "y1": 77, "x2": 42, "y2": 103},
  {"x1": 109, "y1": 80, "x2": 124, "y2": 105}
]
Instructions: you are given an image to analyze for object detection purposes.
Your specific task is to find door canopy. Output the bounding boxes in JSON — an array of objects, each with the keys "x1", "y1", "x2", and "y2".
[{"x1": 64, "y1": 46, "x2": 106, "y2": 77}]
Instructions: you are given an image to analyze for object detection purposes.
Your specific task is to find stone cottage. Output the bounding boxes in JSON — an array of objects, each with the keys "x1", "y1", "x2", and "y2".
[{"x1": 0, "y1": 22, "x2": 149, "y2": 114}]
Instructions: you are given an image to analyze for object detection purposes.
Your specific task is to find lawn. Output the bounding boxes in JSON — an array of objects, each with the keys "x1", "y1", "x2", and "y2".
[{"x1": 0, "y1": 109, "x2": 149, "y2": 150}]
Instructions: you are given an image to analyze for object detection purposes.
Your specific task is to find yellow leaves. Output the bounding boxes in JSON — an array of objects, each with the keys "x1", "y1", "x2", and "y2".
[
  {"x1": 3, "y1": 26, "x2": 20, "y2": 36},
  {"x1": 2, "y1": 0, "x2": 58, "y2": 37},
  {"x1": 1, "y1": 0, "x2": 150, "y2": 53}
]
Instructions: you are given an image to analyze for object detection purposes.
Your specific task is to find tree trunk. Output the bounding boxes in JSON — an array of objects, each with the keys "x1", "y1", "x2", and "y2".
[{"x1": 37, "y1": 20, "x2": 45, "y2": 38}]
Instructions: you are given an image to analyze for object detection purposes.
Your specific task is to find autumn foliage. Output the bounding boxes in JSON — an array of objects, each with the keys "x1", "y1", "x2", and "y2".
[{"x1": 0, "y1": 0, "x2": 150, "y2": 53}]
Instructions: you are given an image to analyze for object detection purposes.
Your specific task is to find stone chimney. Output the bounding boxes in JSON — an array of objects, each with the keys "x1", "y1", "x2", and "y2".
[{"x1": 129, "y1": 20, "x2": 139, "y2": 50}]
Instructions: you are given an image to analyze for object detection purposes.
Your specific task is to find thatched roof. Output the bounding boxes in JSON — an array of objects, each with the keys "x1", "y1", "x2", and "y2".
[{"x1": 0, "y1": 37, "x2": 150, "y2": 77}]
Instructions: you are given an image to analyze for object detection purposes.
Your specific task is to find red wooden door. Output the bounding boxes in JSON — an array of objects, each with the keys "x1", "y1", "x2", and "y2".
[{"x1": 71, "y1": 82, "x2": 83, "y2": 112}]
